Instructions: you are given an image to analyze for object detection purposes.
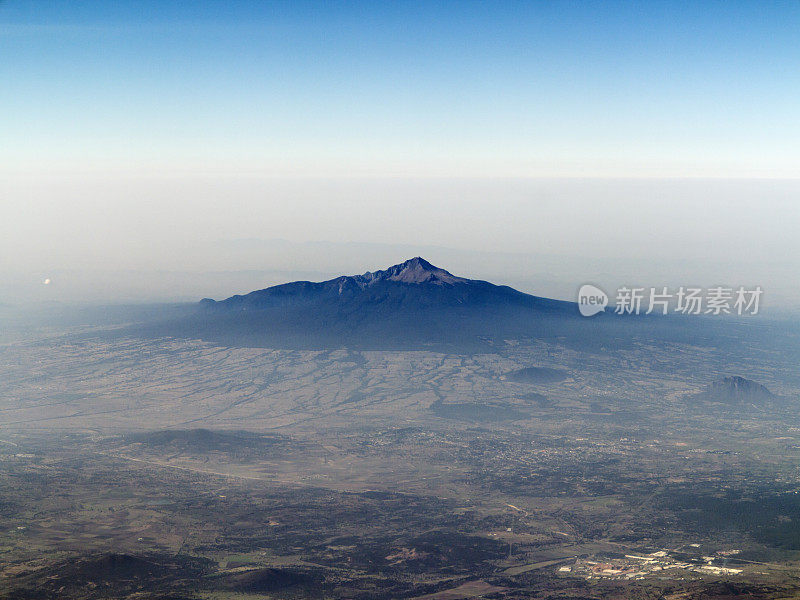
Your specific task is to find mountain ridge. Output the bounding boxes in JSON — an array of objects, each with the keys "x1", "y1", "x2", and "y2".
[
  {"x1": 200, "y1": 257, "x2": 544, "y2": 312},
  {"x1": 125, "y1": 257, "x2": 733, "y2": 352}
]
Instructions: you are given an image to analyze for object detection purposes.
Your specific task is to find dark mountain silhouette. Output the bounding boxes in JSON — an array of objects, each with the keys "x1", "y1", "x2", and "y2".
[
  {"x1": 147, "y1": 257, "x2": 582, "y2": 350},
  {"x1": 180, "y1": 256, "x2": 613, "y2": 350},
  {"x1": 200, "y1": 257, "x2": 561, "y2": 313},
  {"x1": 122, "y1": 257, "x2": 751, "y2": 353}
]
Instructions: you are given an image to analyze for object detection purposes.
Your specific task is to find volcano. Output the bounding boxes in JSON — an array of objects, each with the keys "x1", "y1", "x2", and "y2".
[
  {"x1": 200, "y1": 257, "x2": 563, "y2": 313},
  {"x1": 128, "y1": 258, "x2": 719, "y2": 352},
  {"x1": 174, "y1": 257, "x2": 577, "y2": 350}
]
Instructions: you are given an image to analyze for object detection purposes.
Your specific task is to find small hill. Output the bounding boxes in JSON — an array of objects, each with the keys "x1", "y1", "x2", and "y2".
[
  {"x1": 690, "y1": 376, "x2": 779, "y2": 410},
  {"x1": 504, "y1": 366, "x2": 569, "y2": 384},
  {"x1": 124, "y1": 428, "x2": 282, "y2": 450},
  {"x1": 212, "y1": 567, "x2": 323, "y2": 593},
  {"x1": 707, "y1": 376, "x2": 775, "y2": 403},
  {"x1": 5, "y1": 552, "x2": 211, "y2": 598}
]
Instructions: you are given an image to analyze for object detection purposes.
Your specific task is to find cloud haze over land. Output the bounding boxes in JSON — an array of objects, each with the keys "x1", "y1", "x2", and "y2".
[{"x1": 2, "y1": 176, "x2": 799, "y2": 308}]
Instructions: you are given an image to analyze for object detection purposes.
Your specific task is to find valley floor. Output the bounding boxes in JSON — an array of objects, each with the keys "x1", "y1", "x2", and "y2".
[{"x1": 1, "y1": 330, "x2": 800, "y2": 598}]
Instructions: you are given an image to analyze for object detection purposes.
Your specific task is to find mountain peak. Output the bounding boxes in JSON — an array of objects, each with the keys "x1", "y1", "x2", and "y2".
[
  {"x1": 399, "y1": 256, "x2": 436, "y2": 270},
  {"x1": 355, "y1": 257, "x2": 467, "y2": 286}
]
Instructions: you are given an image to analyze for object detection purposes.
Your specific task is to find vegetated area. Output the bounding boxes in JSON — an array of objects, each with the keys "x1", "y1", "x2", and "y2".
[{"x1": 2, "y1": 311, "x2": 800, "y2": 599}]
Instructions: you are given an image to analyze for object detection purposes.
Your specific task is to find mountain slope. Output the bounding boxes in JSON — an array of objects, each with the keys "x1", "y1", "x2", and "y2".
[
  {"x1": 200, "y1": 257, "x2": 562, "y2": 313},
  {"x1": 142, "y1": 257, "x2": 582, "y2": 350},
  {"x1": 125, "y1": 257, "x2": 738, "y2": 352}
]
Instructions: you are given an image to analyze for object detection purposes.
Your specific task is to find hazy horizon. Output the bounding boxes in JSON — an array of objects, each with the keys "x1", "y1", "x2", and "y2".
[
  {"x1": 3, "y1": 176, "x2": 800, "y2": 310},
  {"x1": 3, "y1": 2, "x2": 800, "y2": 308}
]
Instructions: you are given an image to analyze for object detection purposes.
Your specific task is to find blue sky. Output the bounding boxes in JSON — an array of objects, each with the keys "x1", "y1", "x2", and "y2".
[
  {"x1": 3, "y1": 0, "x2": 799, "y2": 177},
  {"x1": 3, "y1": 1, "x2": 800, "y2": 306}
]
